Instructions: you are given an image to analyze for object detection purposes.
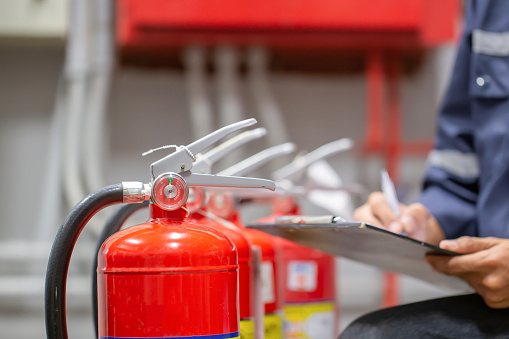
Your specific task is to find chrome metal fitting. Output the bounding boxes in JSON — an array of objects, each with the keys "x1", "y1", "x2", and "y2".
[{"x1": 122, "y1": 181, "x2": 151, "y2": 204}]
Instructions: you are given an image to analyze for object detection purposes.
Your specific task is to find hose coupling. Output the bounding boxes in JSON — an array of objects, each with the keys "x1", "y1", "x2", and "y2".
[{"x1": 122, "y1": 182, "x2": 151, "y2": 204}]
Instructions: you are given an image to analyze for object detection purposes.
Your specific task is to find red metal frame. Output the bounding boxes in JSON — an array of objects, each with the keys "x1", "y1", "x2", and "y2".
[
  {"x1": 366, "y1": 52, "x2": 385, "y2": 152},
  {"x1": 364, "y1": 51, "x2": 438, "y2": 307},
  {"x1": 118, "y1": 0, "x2": 458, "y2": 52}
]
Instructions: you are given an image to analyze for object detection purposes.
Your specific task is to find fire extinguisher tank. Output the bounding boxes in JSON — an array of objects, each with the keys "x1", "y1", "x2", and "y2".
[
  {"x1": 197, "y1": 217, "x2": 254, "y2": 321},
  {"x1": 97, "y1": 205, "x2": 240, "y2": 338}
]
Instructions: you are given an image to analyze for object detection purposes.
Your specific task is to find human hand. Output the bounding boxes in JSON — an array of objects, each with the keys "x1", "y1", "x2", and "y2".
[
  {"x1": 426, "y1": 236, "x2": 509, "y2": 309},
  {"x1": 353, "y1": 192, "x2": 443, "y2": 243}
]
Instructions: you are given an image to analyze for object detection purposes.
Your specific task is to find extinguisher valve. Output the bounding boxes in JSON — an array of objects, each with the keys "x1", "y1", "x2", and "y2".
[{"x1": 122, "y1": 181, "x2": 151, "y2": 204}]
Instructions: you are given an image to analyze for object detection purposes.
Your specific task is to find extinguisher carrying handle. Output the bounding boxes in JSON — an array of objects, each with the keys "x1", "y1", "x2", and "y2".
[
  {"x1": 92, "y1": 201, "x2": 149, "y2": 339},
  {"x1": 181, "y1": 171, "x2": 276, "y2": 191},
  {"x1": 218, "y1": 142, "x2": 296, "y2": 177},
  {"x1": 150, "y1": 118, "x2": 257, "y2": 177},
  {"x1": 193, "y1": 127, "x2": 267, "y2": 174},
  {"x1": 272, "y1": 138, "x2": 354, "y2": 182},
  {"x1": 45, "y1": 182, "x2": 148, "y2": 339}
]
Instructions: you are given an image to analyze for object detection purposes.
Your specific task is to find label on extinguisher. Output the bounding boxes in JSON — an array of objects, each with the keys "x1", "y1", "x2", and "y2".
[
  {"x1": 239, "y1": 319, "x2": 255, "y2": 339},
  {"x1": 264, "y1": 313, "x2": 283, "y2": 339},
  {"x1": 283, "y1": 301, "x2": 335, "y2": 339},
  {"x1": 260, "y1": 261, "x2": 275, "y2": 304},
  {"x1": 287, "y1": 261, "x2": 318, "y2": 292},
  {"x1": 101, "y1": 332, "x2": 240, "y2": 339}
]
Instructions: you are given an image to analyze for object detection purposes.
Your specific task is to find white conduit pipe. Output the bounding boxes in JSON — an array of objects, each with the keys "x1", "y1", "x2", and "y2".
[
  {"x1": 183, "y1": 46, "x2": 214, "y2": 140},
  {"x1": 84, "y1": 75, "x2": 110, "y2": 192},
  {"x1": 63, "y1": 0, "x2": 92, "y2": 208},
  {"x1": 214, "y1": 46, "x2": 244, "y2": 166},
  {"x1": 247, "y1": 47, "x2": 290, "y2": 172},
  {"x1": 83, "y1": 0, "x2": 114, "y2": 193},
  {"x1": 34, "y1": 77, "x2": 66, "y2": 243},
  {"x1": 64, "y1": 79, "x2": 88, "y2": 208}
]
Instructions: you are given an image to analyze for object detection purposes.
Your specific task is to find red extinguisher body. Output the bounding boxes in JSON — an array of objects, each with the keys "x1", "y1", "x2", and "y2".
[
  {"x1": 260, "y1": 198, "x2": 338, "y2": 339},
  {"x1": 191, "y1": 211, "x2": 256, "y2": 338},
  {"x1": 208, "y1": 192, "x2": 284, "y2": 339},
  {"x1": 231, "y1": 213, "x2": 285, "y2": 339},
  {"x1": 97, "y1": 205, "x2": 240, "y2": 338},
  {"x1": 276, "y1": 238, "x2": 337, "y2": 339}
]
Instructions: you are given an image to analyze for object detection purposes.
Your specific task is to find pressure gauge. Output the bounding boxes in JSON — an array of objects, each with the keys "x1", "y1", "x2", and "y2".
[{"x1": 152, "y1": 172, "x2": 189, "y2": 210}]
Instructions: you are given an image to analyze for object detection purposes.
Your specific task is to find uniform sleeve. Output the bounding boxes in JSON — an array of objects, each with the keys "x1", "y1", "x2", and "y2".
[{"x1": 419, "y1": 1, "x2": 479, "y2": 239}]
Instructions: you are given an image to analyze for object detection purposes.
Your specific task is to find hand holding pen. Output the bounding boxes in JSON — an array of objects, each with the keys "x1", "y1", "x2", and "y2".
[{"x1": 353, "y1": 168, "x2": 442, "y2": 243}]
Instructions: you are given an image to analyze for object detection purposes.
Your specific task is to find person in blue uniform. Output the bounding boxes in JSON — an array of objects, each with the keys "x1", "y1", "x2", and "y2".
[{"x1": 341, "y1": 1, "x2": 509, "y2": 337}]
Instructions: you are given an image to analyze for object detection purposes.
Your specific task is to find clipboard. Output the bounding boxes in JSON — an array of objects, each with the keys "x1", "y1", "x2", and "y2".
[{"x1": 247, "y1": 216, "x2": 473, "y2": 292}]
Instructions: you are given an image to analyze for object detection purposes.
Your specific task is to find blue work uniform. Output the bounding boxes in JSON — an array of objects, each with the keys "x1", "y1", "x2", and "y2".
[{"x1": 419, "y1": 0, "x2": 509, "y2": 239}]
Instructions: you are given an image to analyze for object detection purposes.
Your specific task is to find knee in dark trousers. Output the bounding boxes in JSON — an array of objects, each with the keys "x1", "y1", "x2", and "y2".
[
  {"x1": 339, "y1": 308, "x2": 409, "y2": 339},
  {"x1": 339, "y1": 294, "x2": 509, "y2": 339}
]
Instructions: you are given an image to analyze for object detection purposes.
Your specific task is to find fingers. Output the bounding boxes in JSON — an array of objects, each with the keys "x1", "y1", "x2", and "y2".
[
  {"x1": 399, "y1": 204, "x2": 427, "y2": 233},
  {"x1": 483, "y1": 298, "x2": 509, "y2": 309},
  {"x1": 366, "y1": 192, "x2": 399, "y2": 228},
  {"x1": 440, "y1": 236, "x2": 501, "y2": 254},
  {"x1": 426, "y1": 255, "x2": 482, "y2": 275},
  {"x1": 427, "y1": 255, "x2": 509, "y2": 309},
  {"x1": 353, "y1": 193, "x2": 440, "y2": 243},
  {"x1": 353, "y1": 203, "x2": 384, "y2": 227},
  {"x1": 353, "y1": 193, "x2": 431, "y2": 239},
  {"x1": 426, "y1": 246, "x2": 502, "y2": 275},
  {"x1": 428, "y1": 239, "x2": 509, "y2": 309},
  {"x1": 469, "y1": 265, "x2": 509, "y2": 309},
  {"x1": 479, "y1": 281, "x2": 509, "y2": 309}
]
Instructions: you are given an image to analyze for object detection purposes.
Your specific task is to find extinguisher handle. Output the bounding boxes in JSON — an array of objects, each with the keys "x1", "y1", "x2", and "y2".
[
  {"x1": 218, "y1": 142, "x2": 296, "y2": 177},
  {"x1": 181, "y1": 171, "x2": 276, "y2": 191},
  {"x1": 205, "y1": 185, "x2": 286, "y2": 198},
  {"x1": 150, "y1": 118, "x2": 257, "y2": 177},
  {"x1": 273, "y1": 138, "x2": 354, "y2": 182},
  {"x1": 204, "y1": 179, "x2": 365, "y2": 199},
  {"x1": 193, "y1": 127, "x2": 267, "y2": 174}
]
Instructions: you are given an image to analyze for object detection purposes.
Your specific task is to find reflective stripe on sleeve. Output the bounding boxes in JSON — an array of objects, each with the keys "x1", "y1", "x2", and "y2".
[
  {"x1": 472, "y1": 29, "x2": 509, "y2": 56},
  {"x1": 428, "y1": 149, "x2": 480, "y2": 179}
]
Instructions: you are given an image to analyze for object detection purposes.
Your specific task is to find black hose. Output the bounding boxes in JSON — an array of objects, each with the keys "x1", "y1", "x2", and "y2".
[
  {"x1": 92, "y1": 202, "x2": 149, "y2": 338},
  {"x1": 45, "y1": 184, "x2": 124, "y2": 339}
]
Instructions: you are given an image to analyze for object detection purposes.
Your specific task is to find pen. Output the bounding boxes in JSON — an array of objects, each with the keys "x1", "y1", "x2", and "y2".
[{"x1": 380, "y1": 168, "x2": 400, "y2": 217}]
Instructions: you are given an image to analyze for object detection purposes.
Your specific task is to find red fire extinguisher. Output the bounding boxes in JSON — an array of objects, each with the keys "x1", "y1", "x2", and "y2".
[
  {"x1": 257, "y1": 200, "x2": 338, "y2": 339},
  {"x1": 98, "y1": 200, "x2": 240, "y2": 338},
  {"x1": 188, "y1": 189, "x2": 260, "y2": 339},
  {"x1": 92, "y1": 127, "x2": 269, "y2": 339},
  {"x1": 209, "y1": 195, "x2": 284, "y2": 339},
  {"x1": 45, "y1": 119, "x2": 276, "y2": 339},
  {"x1": 223, "y1": 139, "x2": 353, "y2": 339},
  {"x1": 264, "y1": 138, "x2": 354, "y2": 339},
  {"x1": 188, "y1": 126, "x2": 270, "y2": 339},
  {"x1": 208, "y1": 142, "x2": 297, "y2": 339}
]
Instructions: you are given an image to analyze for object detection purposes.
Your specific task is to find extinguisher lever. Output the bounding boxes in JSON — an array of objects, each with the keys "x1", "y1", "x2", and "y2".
[
  {"x1": 181, "y1": 171, "x2": 276, "y2": 191},
  {"x1": 218, "y1": 142, "x2": 296, "y2": 177},
  {"x1": 193, "y1": 127, "x2": 267, "y2": 174},
  {"x1": 273, "y1": 138, "x2": 354, "y2": 182},
  {"x1": 151, "y1": 118, "x2": 257, "y2": 177},
  {"x1": 187, "y1": 118, "x2": 257, "y2": 156}
]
